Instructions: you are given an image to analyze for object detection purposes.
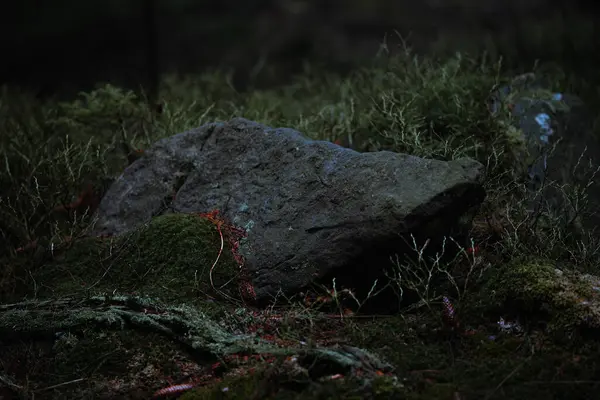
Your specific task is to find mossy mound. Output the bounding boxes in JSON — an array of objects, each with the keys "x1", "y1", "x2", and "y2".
[
  {"x1": 30, "y1": 213, "x2": 241, "y2": 303},
  {"x1": 483, "y1": 257, "x2": 600, "y2": 339}
]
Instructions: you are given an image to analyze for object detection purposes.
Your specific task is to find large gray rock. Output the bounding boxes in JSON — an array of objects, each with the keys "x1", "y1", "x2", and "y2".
[{"x1": 92, "y1": 118, "x2": 485, "y2": 301}]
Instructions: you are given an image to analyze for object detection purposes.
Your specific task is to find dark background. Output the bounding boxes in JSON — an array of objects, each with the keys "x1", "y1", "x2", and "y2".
[{"x1": 2, "y1": 0, "x2": 599, "y2": 98}]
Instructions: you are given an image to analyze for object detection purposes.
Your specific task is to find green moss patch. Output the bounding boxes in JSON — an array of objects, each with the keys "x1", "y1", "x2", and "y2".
[
  {"x1": 483, "y1": 257, "x2": 600, "y2": 338},
  {"x1": 30, "y1": 213, "x2": 241, "y2": 303}
]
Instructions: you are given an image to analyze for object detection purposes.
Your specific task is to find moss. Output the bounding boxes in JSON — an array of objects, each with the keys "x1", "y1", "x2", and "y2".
[
  {"x1": 179, "y1": 366, "x2": 402, "y2": 400},
  {"x1": 30, "y1": 213, "x2": 241, "y2": 304},
  {"x1": 0, "y1": 329, "x2": 192, "y2": 399},
  {"x1": 482, "y1": 257, "x2": 600, "y2": 339},
  {"x1": 331, "y1": 307, "x2": 600, "y2": 399},
  {"x1": 485, "y1": 258, "x2": 563, "y2": 313},
  {"x1": 179, "y1": 374, "x2": 263, "y2": 400},
  {"x1": 342, "y1": 313, "x2": 452, "y2": 373}
]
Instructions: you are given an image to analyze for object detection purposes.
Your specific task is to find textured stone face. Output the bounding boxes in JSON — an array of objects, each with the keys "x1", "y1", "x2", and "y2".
[{"x1": 92, "y1": 118, "x2": 485, "y2": 300}]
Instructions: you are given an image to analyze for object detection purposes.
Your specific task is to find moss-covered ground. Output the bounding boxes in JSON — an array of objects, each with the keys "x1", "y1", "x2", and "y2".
[
  {"x1": 1, "y1": 45, "x2": 600, "y2": 399},
  {"x1": 27, "y1": 213, "x2": 241, "y2": 304}
]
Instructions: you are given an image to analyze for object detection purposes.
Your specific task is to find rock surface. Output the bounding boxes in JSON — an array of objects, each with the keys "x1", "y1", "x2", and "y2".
[{"x1": 92, "y1": 118, "x2": 485, "y2": 301}]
